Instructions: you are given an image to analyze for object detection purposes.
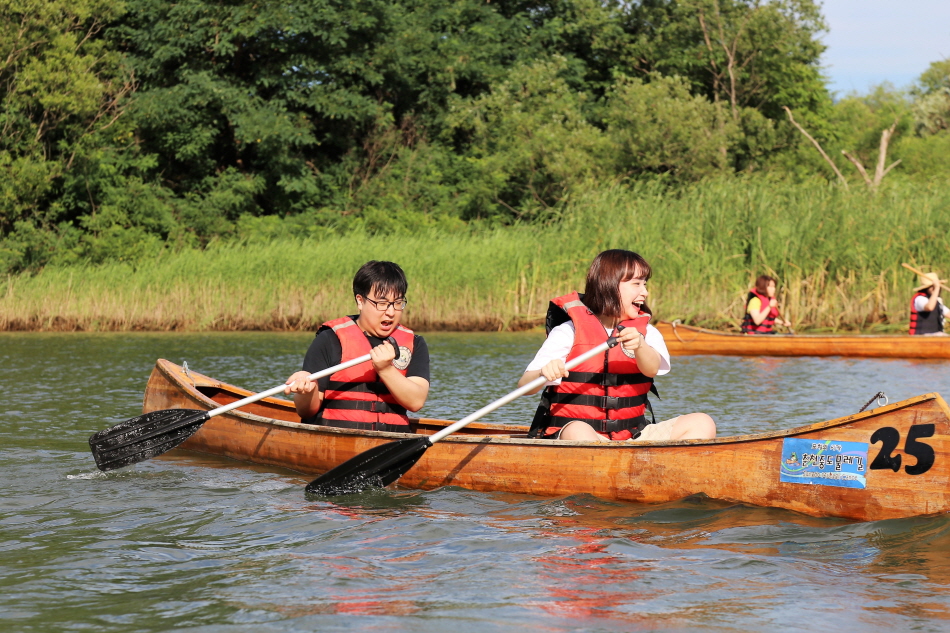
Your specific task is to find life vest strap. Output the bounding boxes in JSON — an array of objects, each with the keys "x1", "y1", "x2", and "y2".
[
  {"x1": 548, "y1": 414, "x2": 649, "y2": 435},
  {"x1": 315, "y1": 418, "x2": 411, "y2": 431},
  {"x1": 321, "y1": 399, "x2": 408, "y2": 415},
  {"x1": 326, "y1": 380, "x2": 389, "y2": 395},
  {"x1": 548, "y1": 392, "x2": 648, "y2": 410},
  {"x1": 561, "y1": 371, "x2": 653, "y2": 387}
]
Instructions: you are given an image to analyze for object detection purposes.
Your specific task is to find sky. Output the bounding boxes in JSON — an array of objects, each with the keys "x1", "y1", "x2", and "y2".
[{"x1": 820, "y1": 0, "x2": 950, "y2": 97}]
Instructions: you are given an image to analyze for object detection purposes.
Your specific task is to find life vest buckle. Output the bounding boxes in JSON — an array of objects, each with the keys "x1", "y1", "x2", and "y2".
[{"x1": 602, "y1": 395, "x2": 620, "y2": 410}]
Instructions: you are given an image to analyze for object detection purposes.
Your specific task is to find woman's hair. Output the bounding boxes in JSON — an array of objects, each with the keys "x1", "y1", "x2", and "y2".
[
  {"x1": 754, "y1": 274, "x2": 776, "y2": 295},
  {"x1": 583, "y1": 249, "x2": 652, "y2": 318},
  {"x1": 353, "y1": 261, "x2": 408, "y2": 299}
]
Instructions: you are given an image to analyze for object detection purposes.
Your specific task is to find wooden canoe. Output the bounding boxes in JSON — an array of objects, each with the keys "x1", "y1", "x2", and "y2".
[
  {"x1": 146, "y1": 359, "x2": 950, "y2": 521},
  {"x1": 655, "y1": 321, "x2": 950, "y2": 358}
]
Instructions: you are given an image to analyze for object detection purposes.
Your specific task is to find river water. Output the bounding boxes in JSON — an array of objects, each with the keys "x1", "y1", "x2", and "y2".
[{"x1": 3, "y1": 332, "x2": 950, "y2": 631}]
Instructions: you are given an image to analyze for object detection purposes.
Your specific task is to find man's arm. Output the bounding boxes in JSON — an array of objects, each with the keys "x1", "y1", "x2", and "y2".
[
  {"x1": 284, "y1": 330, "x2": 339, "y2": 419},
  {"x1": 285, "y1": 371, "x2": 324, "y2": 419},
  {"x1": 373, "y1": 340, "x2": 429, "y2": 411}
]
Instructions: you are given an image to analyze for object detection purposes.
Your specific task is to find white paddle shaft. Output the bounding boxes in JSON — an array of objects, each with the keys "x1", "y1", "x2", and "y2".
[
  {"x1": 428, "y1": 339, "x2": 615, "y2": 444},
  {"x1": 207, "y1": 353, "x2": 373, "y2": 418}
]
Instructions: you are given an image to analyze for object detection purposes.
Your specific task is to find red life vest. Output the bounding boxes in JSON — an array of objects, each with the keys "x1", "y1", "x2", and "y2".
[
  {"x1": 318, "y1": 316, "x2": 415, "y2": 431},
  {"x1": 535, "y1": 292, "x2": 655, "y2": 441},
  {"x1": 910, "y1": 292, "x2": 944, "y2": 335},
  {"x1": 741, "y1": 289, "x2": 778, "y2": 334}
]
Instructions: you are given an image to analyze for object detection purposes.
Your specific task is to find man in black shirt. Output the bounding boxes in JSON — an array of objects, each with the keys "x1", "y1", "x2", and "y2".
[{"x1": 284, "y1": 261, "x2": 430, "y2": 430}]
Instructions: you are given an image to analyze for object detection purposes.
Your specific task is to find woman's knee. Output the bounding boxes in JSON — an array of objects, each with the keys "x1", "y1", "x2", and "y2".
[
  {"x1": 673, "y1": 412, "x2": 716, "y2": 439},
  {"x1": 559, "y1": 421, "x2": 607, "y2": 441}
]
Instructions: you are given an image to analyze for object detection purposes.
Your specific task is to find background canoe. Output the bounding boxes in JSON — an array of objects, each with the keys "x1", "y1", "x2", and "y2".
[
  {"x1": 655, "y1": 321, "x2": 950, "y2": 358},
  {"x1": 145, "y1": 359, "x2": 950, "y2": 522}
]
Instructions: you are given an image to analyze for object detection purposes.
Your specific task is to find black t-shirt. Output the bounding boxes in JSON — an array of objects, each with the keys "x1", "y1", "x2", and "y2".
[{"x1": 301, "y1": 317, "x2": 430, "y2": 391}]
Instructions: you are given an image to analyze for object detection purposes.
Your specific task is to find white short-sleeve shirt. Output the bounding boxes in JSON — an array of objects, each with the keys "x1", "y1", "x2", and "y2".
[
  {"x1": 525, "y1": 322, "x2": 671, "y2": 386},
  {"x1": 914, "y1": 295, "x2": 950, "y2": 316}
]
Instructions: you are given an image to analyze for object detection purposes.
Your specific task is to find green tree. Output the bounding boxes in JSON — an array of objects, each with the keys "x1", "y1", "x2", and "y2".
[
  {"x1": 448, "y1": 56, "x2": 609, "y2": 219},
  {"x1": 604, "y1": 75, "x2": 737, "y2": 180},
  {"x1": 0, "y1": 0, "x2": 136, "y2": 271}
]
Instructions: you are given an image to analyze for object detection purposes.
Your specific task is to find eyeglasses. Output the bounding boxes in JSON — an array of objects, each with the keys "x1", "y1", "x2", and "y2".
[{"x1": 363, "y1": 297, "x2": 408, "y2": 311}]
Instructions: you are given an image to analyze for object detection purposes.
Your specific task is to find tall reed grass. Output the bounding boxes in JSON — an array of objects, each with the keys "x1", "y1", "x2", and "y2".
[{"x1": 3, "y1": 178, "x2": 948, "y2": 332}]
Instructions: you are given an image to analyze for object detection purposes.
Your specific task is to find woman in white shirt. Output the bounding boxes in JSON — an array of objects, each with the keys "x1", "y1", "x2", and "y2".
[{"x1": 518, "y1": 249, "x2": 716, "y2": 442}]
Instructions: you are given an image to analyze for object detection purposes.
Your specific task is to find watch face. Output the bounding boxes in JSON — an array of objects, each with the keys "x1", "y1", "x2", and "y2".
[{"x1": 392, "y1": 347, "x2": 412, "y2": 371}]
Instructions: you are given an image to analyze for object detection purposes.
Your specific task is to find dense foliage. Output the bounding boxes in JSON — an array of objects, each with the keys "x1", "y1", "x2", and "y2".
[{"x1": 1, "y1": 0, "x2": 948, "y2": 275}]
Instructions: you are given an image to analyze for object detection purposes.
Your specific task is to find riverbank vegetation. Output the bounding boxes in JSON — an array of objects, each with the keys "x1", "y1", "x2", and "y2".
[
  {"x1": 2, "y1": 1, "x2": 949, "y2": 331},
  {"x1": 4, "y1": 179, "x2": 948, "y2": 332}
]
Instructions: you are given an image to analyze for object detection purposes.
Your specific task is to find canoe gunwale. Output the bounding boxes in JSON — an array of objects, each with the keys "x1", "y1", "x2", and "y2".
[
  {"x1": 151, "y1": 358, "x2": 943, "y2": 449},
  {"x1": 662, "y1": 320, "x2": 920, "y2": 340}
]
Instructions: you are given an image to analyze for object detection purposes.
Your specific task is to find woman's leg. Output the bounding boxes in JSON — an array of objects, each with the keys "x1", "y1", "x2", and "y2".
[
  {"x1": 669, "y1": 412, "x2": 716, "y2": 440},
  {"x1": 559, "y1": 421, "x2": 609, "y2": 442}
]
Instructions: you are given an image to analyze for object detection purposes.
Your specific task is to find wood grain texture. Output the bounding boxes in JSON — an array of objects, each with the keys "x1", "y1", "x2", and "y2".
[
  {"x1": 655, "y1": 321, "x2": 950, "y2": 358},
  {"x1": 147, "y1": 359, "x2": 950, "y2": 521}
]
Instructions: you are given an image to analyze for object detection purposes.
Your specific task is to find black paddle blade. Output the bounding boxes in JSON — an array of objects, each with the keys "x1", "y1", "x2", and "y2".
[
  {"x1": 89, "y1": 409, "x2": 210, "y2": 472},
  {"x1": 306, "y1": 436, "x2": 433, "y2": 496}
]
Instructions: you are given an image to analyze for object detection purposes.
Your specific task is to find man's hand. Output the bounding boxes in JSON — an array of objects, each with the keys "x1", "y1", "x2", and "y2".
[
  {"x1": 371, "y1": 339, "x2": 398, "y2": 373},
  {"x1": 284, "y1": 371, "x2": 317, "y2": 395}
]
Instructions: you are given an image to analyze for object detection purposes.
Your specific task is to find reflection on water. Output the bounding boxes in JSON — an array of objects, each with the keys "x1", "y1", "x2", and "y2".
[{"x1": 2, "y1": 331, "x2": 950, "y2": 631}]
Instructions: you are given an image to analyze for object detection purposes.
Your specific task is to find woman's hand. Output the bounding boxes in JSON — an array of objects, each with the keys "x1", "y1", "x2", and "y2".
[
  {"x1": 616, "y1": 327, "x2": 643, "y2": 354},
  {"x1": 284, "y1": 371, "x2": 317, "y2": 395},
  {"x1": 769, "y1": 298, "x2": 778, "y2": 308},
  {"x1": 540, "y1": 359, "x2": 570, "y2": 382},
  {"x1": 617, "y1": 327, "x2": 661, "y2": 377}
]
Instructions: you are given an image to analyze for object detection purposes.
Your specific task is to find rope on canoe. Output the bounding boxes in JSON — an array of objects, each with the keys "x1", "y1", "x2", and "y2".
[
  {"x1": 858, "y1": 391, "x2": 888, "y2": 413},
  {"x1": 182, "y1": 360, "x2": 197, "y2": 389},
  {"x1": 670, "y1": 319, "x2": 702, "y2": 344}
]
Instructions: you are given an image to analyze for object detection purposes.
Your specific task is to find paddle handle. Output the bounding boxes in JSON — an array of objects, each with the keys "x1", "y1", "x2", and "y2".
[
  {"x1": 206, "y1": 336, "x2": 400, "y2": 418},
  {"x1": 206, "y1": 353, "x2": 373, "y2": 418},
  {"x1": 902, "y1": 262, "x2": 928, "y2": 278},
  {"x1": 428, "y1": 338, "x2": 617, "y2": 444}
]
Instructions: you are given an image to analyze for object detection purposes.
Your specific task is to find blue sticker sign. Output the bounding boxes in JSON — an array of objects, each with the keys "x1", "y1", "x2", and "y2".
[{"x1": 780, "y1": 438, "x2": 869, "y2": 489}]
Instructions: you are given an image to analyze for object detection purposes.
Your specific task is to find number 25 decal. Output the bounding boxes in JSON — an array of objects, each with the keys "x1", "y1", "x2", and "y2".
[{"x1": 869, "y1": 424, "x2": 935, "y2": 475}]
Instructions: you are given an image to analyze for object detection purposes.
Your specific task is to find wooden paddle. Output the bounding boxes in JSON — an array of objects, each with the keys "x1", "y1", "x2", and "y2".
[
  {"x1": 89, "y1": 338, "x2": 400, "y2": 472},
  {"x1": 774, "y1": 305, "x2": 795, "y2": 335},
  {"x1": 305, "y1": 329, "x2": 625, "y2": 496},
  {"x1": 902, "y1": 262, "x2": 928, "y2": 278}
]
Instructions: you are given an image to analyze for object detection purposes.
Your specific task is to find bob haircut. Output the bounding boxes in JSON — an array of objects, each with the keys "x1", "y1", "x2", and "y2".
[
  {"x1": 583, "y1": 249, "x2": 652, "y2": 318},
  {"x1": 352, "y1": 261, "x2": 408, "y2": 299},
  {"x1": 754, "y1": 274, "x2": 777, "y2": 295}
]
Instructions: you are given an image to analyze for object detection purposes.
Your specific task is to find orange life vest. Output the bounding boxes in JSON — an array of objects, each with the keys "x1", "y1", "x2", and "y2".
[
  {"x1": 741, "y1": 289, "x2": 778, "y2": 334},
  {"x1": 318, "y1": 316, "x2": 415, "y2": 431},
  {"x1": 530, "y1": 292, "x2": 655, "y2": 441}
]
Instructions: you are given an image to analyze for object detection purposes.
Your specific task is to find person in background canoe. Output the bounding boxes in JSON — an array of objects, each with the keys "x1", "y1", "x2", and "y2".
[
  {"x1": 283, "y1": 261, "x2": 430, "y2": 430},
  {"x1": 910, "y1": 272, "x2": 949, "y2": 336},
  {"x1": 519, "y1": 249, "x2": 716, "y2": 442},
  {"x1": 740, "y1": 275, "x2": 792, "y2": 335}
]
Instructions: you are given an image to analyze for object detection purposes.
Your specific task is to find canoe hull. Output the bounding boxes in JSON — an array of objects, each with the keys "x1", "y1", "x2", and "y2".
[
  {"x1": 655, "y1": 321, "x2": 950, "y2": 358},
  {"x1": 146, "y1": 359, "x2": 950, "y2": 521}
]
